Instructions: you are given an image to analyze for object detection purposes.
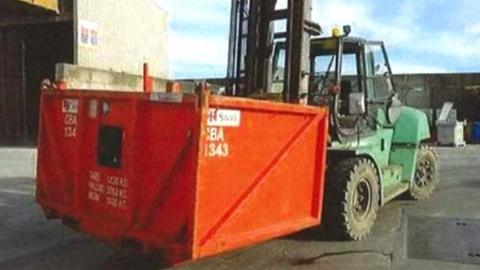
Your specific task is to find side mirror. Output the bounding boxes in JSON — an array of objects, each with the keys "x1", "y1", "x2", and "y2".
[
  {"x1": 343, "y1": 25, "x2": 352, "y2": 36},
  {"x1": 349, "y1": 92, "x2": 366, "y2": 115},
  {"x1": 387, "y1": 94, "x2": 402, "y2": 124}
]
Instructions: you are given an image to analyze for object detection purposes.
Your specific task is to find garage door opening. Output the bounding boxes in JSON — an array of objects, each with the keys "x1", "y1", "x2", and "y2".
[{"x1": 0, "y1": 22, "x2": 73, "y2": 146}]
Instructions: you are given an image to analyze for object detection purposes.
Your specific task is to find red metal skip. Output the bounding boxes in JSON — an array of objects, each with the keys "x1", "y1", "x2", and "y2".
[{"x1": 36, "y1": 87, "x2": 329, "y2": 265}]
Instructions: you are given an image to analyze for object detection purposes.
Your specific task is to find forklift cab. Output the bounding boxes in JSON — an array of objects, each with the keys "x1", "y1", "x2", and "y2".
[
  {"x1": 272, "y1": 34, "x2": 400, "y2": 138},
  {"x1": 309, "y1": 38, "x2": 394, "y2": 104},
  {"x1": 307, "y1": 35, "x2": 401, "y2": 139}
]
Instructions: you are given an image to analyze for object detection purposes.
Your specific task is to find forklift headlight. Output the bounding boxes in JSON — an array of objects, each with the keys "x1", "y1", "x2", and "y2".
[
  {"x1": 331, "y1": 25, "x2": 352, "y2": 38},
  {"x1": 332, "y1": 27, "x2": 342, "y2": 37}
]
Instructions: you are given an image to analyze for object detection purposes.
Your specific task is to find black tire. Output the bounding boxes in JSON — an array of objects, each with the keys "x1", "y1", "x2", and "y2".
[
  {"x1": 322, "y1": 158, "x2": 380, "y2": 241},
  {"x1": 408, "y1": 146, "x2": 439, "y2": 201}
]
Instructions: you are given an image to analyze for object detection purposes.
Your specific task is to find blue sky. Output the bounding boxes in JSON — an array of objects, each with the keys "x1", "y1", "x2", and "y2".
[{"x1": 156, "y1": 0, "x2": 480, "y2": 79}]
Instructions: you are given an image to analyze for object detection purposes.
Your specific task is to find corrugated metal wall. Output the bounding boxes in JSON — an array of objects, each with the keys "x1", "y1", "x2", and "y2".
[
  {"x1": 393, "y1": 73, "x2": 480, "y2": 122},
  {"x1": 0, "y1": 22, "x2": 73, "y2": 145}
]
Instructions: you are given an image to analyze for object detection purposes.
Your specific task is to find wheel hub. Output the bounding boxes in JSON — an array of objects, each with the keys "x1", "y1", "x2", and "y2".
[
  {"x1": 353, "y1": 179, "x2": 372, "y2": 221},
  {"x1": 416, "y1": 159, "x2": 434, "y2": 187}
]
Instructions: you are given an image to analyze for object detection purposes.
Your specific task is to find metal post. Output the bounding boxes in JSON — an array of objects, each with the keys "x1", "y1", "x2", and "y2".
[
  {"x1": 227, "y1": 0, "x2": 316, "y2": 102},
  {"x1": 21, "y1": 41, "x2": 28, "y2": 143},
  {"x1": 283, "y1": 0, "x2": 312, "y2": 104},
  {"x1": 227, "y1": 0, "x2": 249, "y2": 96},
  {"x1": 227, "y1": 0, "x2": 239, "y2": 96},
  {"x1": 143, "y1": 63, "x2": 152, "y2": 93}
]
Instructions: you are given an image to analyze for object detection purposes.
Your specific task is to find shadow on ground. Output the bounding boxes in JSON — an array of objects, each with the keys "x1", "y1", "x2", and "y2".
[{"x1": 102, "y1": 253, "x2": 170, "y2": 270}]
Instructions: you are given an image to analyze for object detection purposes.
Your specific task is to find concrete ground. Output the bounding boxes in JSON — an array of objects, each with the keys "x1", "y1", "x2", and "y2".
[{"x1": 0, "y1": 146, "x2": 479, "y2": 270}]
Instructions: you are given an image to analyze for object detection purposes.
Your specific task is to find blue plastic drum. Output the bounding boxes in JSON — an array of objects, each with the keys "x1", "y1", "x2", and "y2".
[{"x1": 472, "y1": 122, "x2": 480, "y2": 144}]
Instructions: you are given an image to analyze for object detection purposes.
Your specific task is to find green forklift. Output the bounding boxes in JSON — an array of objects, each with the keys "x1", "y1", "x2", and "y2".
[
  {"x1": 305, "y1": 27, "x2": 440, "y2": 240},
  {"x1": 228, "y1": 1, "x2": 439, "y2": 241}
]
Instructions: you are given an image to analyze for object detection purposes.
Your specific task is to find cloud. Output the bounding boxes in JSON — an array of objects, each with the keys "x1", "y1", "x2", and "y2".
[
  {"x1": 313, "y1": 0, "x2": 369, "y2": 34},
  {"x1": 391, "y1": 63, "x2": 448, "y2": 74},
  {"x1": 159, "y1": 0, "x2": 229, "y2": 29},
  {"x1": 314, "y1": 0, "x2": 417, "y2": 45},
  {"x1": 466, "y1": 23, "x2": 480, "y2": 34},
  {"x1": 159, "y1": 0, "x2": 480, "y2": 78},
  {"x1": 156, "y1": 0, "x2": 230, "y2": 78},
  {"x1": 169, "y1": 32, "x2": 228, "y2": 71},
  {"x1": 416, "y1": 32, "x2": 480, "y2": 60},
  {"x1": 315, "y1": 0, "x2": 479, "y2": 69}
]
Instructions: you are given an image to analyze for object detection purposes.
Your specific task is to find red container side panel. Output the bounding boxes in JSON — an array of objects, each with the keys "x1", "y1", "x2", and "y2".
[
  {"x1": 128, "y1": 99, "x2": 201, "y2": 259},
  {"x1": 37, "y1": 90, "x2": 201, "y2": 261},
  {"x1": 193, "y1": 95, "x2": 328, "y2": 258},
  {"x1": 37, "y1": 89, "x2": 329, "y2": 265}
]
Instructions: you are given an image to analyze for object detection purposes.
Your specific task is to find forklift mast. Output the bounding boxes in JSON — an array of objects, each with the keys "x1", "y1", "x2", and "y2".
[{"x1": 227, "y1": 0, "x2": 321, "y2": 103}]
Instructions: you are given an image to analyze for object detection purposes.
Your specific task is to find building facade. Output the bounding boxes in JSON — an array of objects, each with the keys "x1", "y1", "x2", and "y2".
[{"x1": 0, "y1": 0, "x2": 168, "y2": 145}]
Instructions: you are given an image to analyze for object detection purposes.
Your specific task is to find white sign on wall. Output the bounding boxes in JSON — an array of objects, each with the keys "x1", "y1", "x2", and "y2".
[{"x1": 78, "y1": 20, "x2": 99, "y2": 47}]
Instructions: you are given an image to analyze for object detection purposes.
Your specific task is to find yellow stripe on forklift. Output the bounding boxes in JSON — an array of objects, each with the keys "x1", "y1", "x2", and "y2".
[{"x1": 17, "y1": 0, "x2": 58, "y2": 12}]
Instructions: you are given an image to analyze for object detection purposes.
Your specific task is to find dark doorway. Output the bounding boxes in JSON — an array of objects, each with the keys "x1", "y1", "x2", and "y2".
[{"x1": 0, "y1": 22, "x2": 73, "y2": 146}]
